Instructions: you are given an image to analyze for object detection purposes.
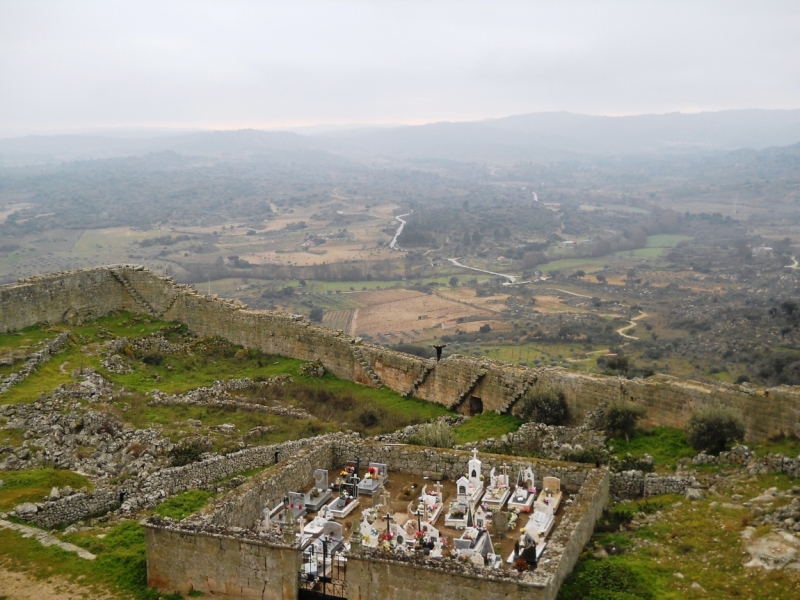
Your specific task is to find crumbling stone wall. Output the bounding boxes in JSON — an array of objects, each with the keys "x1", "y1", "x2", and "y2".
[
  {"x1": 16, "y1": 489, "x2": 120, "y2": 528},
  {"x1": 138, "y1": 436, "x2": 328, "y2": 503},
  {"x1": 3, "y1": 265, "x2": 800, "y2": 440},
  {"x1": 610, "y1": 471, "x2": 699, "y2": 499}
]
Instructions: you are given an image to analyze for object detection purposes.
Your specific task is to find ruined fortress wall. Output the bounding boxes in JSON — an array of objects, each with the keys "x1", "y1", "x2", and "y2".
[
  {"x1": 0, "y1": 268, "x2": 128, "y2": 333},
  {"x1": 3, "y1": 265, "x2": 800, "y2": 440},
  {"x1": 145, "y1": 527, "x2": 299, "y2": 599}
]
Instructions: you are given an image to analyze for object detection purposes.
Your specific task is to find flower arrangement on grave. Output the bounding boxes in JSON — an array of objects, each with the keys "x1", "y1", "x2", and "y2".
[
  {"x1": 380, "y1": 531, "x2": 394, "y2": 542},
  {"x1": 362, "y1": 507, "x2": 377, "y2": 523},
  {"x1": 310, "y1": 488, "x2": 320, "y2": 499},
  {"x1": 513, "y1": 558, "x2": 528, "y2": 572}
]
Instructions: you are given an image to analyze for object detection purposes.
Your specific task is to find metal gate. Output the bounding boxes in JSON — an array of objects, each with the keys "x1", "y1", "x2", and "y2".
[{"x1": 298, "y1": 539, "x2": 347, "y2": 599}]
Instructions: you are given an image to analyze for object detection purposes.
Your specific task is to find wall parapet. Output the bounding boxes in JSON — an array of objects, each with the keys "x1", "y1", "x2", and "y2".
[{"x1": 2, "y1": 265, "x2": 800, "y2": 440}]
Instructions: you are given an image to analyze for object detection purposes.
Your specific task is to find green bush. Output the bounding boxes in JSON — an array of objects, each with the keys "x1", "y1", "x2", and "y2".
[
  {"x1": 563, "y1": 446, "x2": 609, "y2": 467},
  {"x1": 141, "y1": 351, "x2": 165, "y2": 366},
  {"x1": 168, "y1": 438, "x2": 209, "y2": 467},
  {"x1": 603, "y1": 401, "x2": 646, "y2": 441},
  {"x1": 559, "y1": 559, "x2": 655, "y2": 600},
  {"x1": 514, "y1": 388, "x2": 569, "y2": 425},
  {"x1": 408, "y1": 421, "x2": 456, "y2": 448},
  {"x1": 687, "y1": 406, "x2": 745, "y2": 454}
]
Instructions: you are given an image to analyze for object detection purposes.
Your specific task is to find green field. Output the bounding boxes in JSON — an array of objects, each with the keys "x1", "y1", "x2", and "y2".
[{"x1": 453, "y1": 412, "x2": 523, "y2": 444}]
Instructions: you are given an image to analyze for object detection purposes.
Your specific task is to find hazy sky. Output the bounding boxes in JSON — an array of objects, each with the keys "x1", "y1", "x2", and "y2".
[{"x1": 1, "y1": 0, "x2": 799, "y2": 136}]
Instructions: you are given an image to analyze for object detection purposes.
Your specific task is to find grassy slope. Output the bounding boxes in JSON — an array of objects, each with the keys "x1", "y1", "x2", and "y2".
[
  {"x1": 558, "y1": 475, "x2": 800, "y2": 600},
  {"x1": 453, "y1": 412, "x2": 523, "y2": 444},
  {"x1": 0, "y1": 469, "x2": 93, "y2": 512}
]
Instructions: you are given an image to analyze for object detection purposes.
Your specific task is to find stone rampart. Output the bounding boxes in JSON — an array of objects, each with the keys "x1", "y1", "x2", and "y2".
[{"x1": 2, "y1": 265, "x2": 800, "y2": 440}]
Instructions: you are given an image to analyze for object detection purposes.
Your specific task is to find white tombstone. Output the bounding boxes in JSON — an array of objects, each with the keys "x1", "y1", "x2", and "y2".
[
  {"x1": 430, "y1": 539, "x2": 443, "y2": 558},
  {"x1": 314, "y1": 469, "x2": 328, "y2": 490},
  {"x1": 468, "y1": 449, "x2": 482, "y2": 489}
]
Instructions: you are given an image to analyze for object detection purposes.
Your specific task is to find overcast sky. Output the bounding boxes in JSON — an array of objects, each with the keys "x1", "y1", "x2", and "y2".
[{"x1": 1, "y1": 0, "x2": 799, "y2": 136}]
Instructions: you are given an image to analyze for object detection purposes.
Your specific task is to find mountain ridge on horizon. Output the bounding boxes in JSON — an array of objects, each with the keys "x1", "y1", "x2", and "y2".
[{"x1": 3, "y1": 108, "x2": 800, "y2": 165}]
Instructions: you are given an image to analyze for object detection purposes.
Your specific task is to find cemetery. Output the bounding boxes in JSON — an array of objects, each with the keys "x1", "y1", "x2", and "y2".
[{"x1": 145, "y1": 438, "x2": 609, "y2": 599}]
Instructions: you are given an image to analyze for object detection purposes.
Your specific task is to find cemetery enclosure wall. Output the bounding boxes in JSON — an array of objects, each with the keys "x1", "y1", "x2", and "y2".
[
  {"x1": 145, "y1": 526, "x2": 299, "y2": 599},
  {"x1": 346, "y1": 558, "x2": 542, "y2": 600},
  {"x1": 2, "y1": 266, "x2": 799, "y2": 440},
  {"x1": 199, "y1": 440, "x2": 337, "y2": 530}
]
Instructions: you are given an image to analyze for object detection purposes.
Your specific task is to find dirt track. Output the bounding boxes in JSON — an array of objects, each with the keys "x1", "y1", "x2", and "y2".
[{"x1": 0, "y1": 562, "x2": 115, "y2": 599}]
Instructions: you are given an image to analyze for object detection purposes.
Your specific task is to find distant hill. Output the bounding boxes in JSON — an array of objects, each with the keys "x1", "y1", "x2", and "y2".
[
  {"x1": 2, "y1": 109, "x2": 800, "y2": 165},
  {"x1": 320, "y1": 109, "x2": 800, "y2": 160},
  {"x1": 0, "y1": 130, "x2": 311, "y2": 166}
]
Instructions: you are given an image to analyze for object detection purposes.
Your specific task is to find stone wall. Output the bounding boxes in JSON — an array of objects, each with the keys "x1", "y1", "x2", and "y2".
[
  {"x1": 610, "y1": 471, "x2": 699, "y2": 499},
  {"x1": 346, "y1": 558, "x2": 541, "y2": 600},
  {"x1": 194, "y1": 441, "x2": 337, "y2": 530},
  {"x1": 3, "y1": 265, "x2": 800, "y2": 441},
  {"x1": 13, "y1": 489, "x2": 120, "y2": 528},
  {"x1": 332, "y1": 439, "x2": 594, "y2": 493},
  {"x1": 146, "y1": 439, "x2": 610, "y2": 600},
  {"x1": 146, "y1": 526, "x2": 299, "y2": 599},
  {"x1": 532, "y1": 468, "x2": 610, "y2": 600},
  {"x1": 138, "y1": 436, "x2": 327, "y2": 502}
]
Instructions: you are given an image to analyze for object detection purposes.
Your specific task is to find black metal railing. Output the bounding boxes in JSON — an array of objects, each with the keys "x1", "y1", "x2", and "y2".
[{"x1": 298, "y1": 539, "x2": 347, "y2": 599}]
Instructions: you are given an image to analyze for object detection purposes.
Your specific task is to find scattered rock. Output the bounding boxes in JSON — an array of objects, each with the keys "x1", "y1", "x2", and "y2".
[{"x1": 685, "y1": 488, "x2": 704, "y2": 501}]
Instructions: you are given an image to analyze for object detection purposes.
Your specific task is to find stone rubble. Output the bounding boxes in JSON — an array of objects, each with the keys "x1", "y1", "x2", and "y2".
[{"x1": 149, "y1": 375, "x2": 313, "y2": 419}]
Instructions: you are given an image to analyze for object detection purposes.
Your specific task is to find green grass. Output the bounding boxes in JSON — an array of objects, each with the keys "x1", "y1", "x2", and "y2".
[
  {"x1": 645, "y1": 234, "x2": 691, "y2": 248},
  {"x1": 609, "y1": 427, "x2": 696, "y2": 471},
  {"x1": 452, "y1": 412, "x2": 524, "y2": 444},
  {"x1": 0, "y1": 469, "x2": 93, "y2": 512},
  {"x1": 752, "y1": 434, "x2": 800, "y2": 458},
  {"x1": 0, "y1": 312, "x2": 171, "y2": 406},
  {"x1": 153, "y1": 490, "x2": 214, "y2": 520},
  {"x1": 0, "y1": 324, "x2": 57, "y2": 351},
  {"x1": 560, "y1": 476, "x2": 800, "y2": 600},
  {"x1": 0, "y1": 427, "x2": 25, "y2": 448},
  {"x1": 538, "y1": 258, "x2": 606, "y2": 273}
]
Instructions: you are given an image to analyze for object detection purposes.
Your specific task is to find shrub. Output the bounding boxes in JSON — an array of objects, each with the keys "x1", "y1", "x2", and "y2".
[
  {"x1": 513, "y1": 388, "x2": 569, "y2": 426},
  {"x1": 141, "y1": 351, "x2": 164, "y2": 366},
  {"x1": 603, "y1": 401, "x2": 646, "y2": 441},
  {"x1": 408, "y1": 421, "x2": 456, "y2": 448},
  {"x1": 562, "y1": 446, "x2": 609, "y2": 466},
  {"x1": 357, "y1": 408, "x2": 380, "y2": 429},
  {"x1": 559, "y1": 560, "x2": 655, "y2": 600},
  {"x1": 168, "y1": 438, "x2": 209, "y2": 467},
  {"x1": 687, "y1": 406, "x2": 745, "y2": 454}
]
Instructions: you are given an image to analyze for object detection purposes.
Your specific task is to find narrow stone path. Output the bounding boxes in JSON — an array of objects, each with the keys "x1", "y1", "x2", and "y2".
[{"x1": 0, "y1": 519, "x2": 96, "y2": 560}]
